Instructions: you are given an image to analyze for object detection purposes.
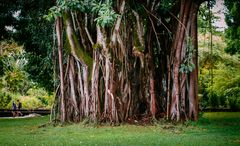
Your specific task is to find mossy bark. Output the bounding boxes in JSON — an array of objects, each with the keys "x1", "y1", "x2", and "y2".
[{"x1": 53, "y1": 0, "x2": 205, "y2": 123}]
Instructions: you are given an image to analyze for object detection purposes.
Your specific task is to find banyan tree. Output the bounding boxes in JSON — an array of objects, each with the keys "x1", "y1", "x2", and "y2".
[{"x1": 49, "y1": 0, "x2": 206, "y2": 124}]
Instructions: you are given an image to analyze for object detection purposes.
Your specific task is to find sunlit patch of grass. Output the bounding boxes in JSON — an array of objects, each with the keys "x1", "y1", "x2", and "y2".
[{"x1": 0, "y1": 112, "x2": 239, "y2": 146}]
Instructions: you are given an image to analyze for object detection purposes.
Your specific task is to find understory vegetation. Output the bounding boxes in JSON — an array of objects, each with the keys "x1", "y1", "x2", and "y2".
[
  {"x1": 198, "y1": 34, "x2": 240, "y2": 110},
  {"x1": 0, "y1": 40, "x2": 54, "y2": 109},
  {"x1": 197, "y1": 1, "x2": 240, "y2": 110},
  {"x1": 0, "y1": 112, "x2": 239, "y2": 145}
]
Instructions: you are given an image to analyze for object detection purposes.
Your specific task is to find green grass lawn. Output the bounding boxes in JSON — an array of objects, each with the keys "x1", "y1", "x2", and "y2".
[{"x1": 0, "y1": 112, "x2": 239, "y2": 146}]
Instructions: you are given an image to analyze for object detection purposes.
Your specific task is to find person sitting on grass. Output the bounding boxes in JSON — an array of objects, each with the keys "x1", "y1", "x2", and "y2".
[
  {"x1": 12, "y1": 101, "x2": 17, "y2": 117},
  {"x1": 17, "y1": 100, "x2": 23, "y2": 116}
]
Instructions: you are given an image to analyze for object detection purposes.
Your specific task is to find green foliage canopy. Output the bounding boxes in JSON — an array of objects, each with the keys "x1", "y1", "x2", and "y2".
[
  {"x1": 224, "y1": 0, "x2": 240, "y2": 55},
  {"x1": 0, "y1": 0, "x2": 55, "y2": 92}
]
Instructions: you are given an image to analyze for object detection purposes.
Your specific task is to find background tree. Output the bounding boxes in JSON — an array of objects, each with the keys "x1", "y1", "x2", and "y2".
[
  {"x1": 15, "y1": 0, "x2": 55, "y2": 91},
  {"x1": 198, "y1": 0, "x2": 240, "y2": 109},
  {"x1": 224, "y1": 0, "x2": 240, "y2": 55},
  {"x1": 0, "y1": 40, "x2": 29, "y2": 94},
  {"x1": 0, "y1": 0, "x2": 55, "y2": 92},
  {"x1": 0, "y1": 1, "x2": 18, "y2": 39},
  {"x1": 0, "y1": 40, "x2": 53, "y2": 109},
  {"x1": 198, "y1": 34, "x2": 240, "y2": 109}
]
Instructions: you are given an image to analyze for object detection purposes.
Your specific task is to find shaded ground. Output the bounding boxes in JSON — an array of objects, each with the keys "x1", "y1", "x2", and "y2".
[{"x1": 0, "y1": 112, "x2": 239, "y2": 146}]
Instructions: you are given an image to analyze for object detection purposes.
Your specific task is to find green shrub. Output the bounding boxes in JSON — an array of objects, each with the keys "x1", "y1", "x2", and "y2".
[
  {"x1": 26, "y1": 87, "x2": 54, "y2": 109},
  {"x1": 20, "y1": 95, "x2": 44, "y2": 109},
  {"x1": 2, "y1": 87, "x2": 54, "y2": 110},
  {"x1": 0, "y1": 92, "x2": 12, "y2": 109},
  {"x1": 224, "y1": 87, "x2": 240, "y2": 109},
  {"x1": 208, "y1": 92, "x2": 219, "y2": 108}
]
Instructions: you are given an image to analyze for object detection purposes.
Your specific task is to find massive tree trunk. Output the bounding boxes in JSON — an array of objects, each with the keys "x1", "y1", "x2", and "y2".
[
  {"x1": 169, "y1": 0, "x2": 203, "y2": 121},
  {"x1": 52, "y1": 0, "x2": 205, "y2": 123},
  {"x1": 170, "y1": 0, "x2": 192, "y2": 121},
  {"x1": 189, "y1": 1, "x2": 200, "y2": 121}
]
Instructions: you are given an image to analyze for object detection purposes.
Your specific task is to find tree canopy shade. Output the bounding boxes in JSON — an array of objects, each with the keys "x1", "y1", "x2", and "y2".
[
  {"x1": 46, "y1": 0, "x2": 208, "y2": 124},
  {"x1": 0, "y1": 0, "x2": 18, "y2": 39},
  {"x1": 0, "y1": 0, "x2": 55, "y2": 92},
  {"x1": 224, "y1": 0, "x2": 240, "y2": 55}
]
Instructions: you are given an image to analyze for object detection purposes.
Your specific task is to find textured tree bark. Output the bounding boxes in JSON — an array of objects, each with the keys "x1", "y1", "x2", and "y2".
[
  {"x1": 51, "y1": 0, "x2": 206, "y2": 124},
  {"x1": 91, "y1": 50, "x2": 100, "y2": 120},
  {"x1": 189, "y1": 1, "x2": 200, "y2": 121},
  {"x1": 166, "y1": 56, "x2": 171, "y2": 120},
  {"x1": 56, "y1": 17, "x2": 65, "y2": 122},
  {"x1": 170, "y1": 0, "x2": 203, "y2": 121},
  {"x1": 171, "y1": 0, "x2": 192, "y2": 121},
  {"x1": 65, "y1": 12, "x2": 78, "y2": 57},
  {"x1": 150, "y1": 71, "x2": 156, "y2": 118}
]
